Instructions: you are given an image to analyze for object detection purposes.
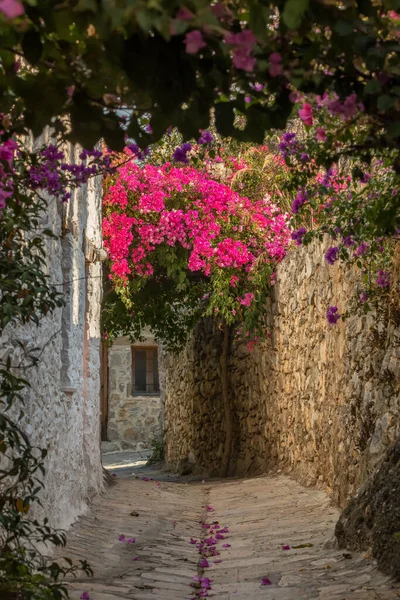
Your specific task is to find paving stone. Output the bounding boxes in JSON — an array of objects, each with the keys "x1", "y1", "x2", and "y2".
[{"x1": 60, "y1": 475, "x2": 400, "y2": 600}]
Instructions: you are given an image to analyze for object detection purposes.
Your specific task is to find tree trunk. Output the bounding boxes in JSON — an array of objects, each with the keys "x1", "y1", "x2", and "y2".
[{"x1": 220, "y1": 324, "x2": 232, "y2": 478}]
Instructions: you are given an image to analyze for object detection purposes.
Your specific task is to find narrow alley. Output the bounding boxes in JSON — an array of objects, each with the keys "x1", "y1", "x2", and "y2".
[{"x1": 62, "y1": 472, "x2": 400, "y2": 600}]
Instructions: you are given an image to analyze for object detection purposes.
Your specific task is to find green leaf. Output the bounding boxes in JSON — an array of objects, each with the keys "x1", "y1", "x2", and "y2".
[
  {"x1": 334, "y1": 21, "x2": 354, "y2": 36},
  {"x1": 21, "y1": 30, "x2": 43, "y2": 66},
  {"x1": 377, "y1": 94, "x2": 395, "y2": 111},
  {"x1": 387, "y1": 120, "x2": 400, "y2": 139},
  {"x1": 364, "y1": 79, "x2": 381, "y2": 95},
  {"x1": 282, "y1": 0, "x2": 309, "y2": 29},
  {"x1": 215, "y1": 103, "x2": 235, "y2": 137}
]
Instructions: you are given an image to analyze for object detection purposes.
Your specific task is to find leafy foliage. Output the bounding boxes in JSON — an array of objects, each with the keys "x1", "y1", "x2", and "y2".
[
  {"x1": 102, "y1": 139, "x2": 291, "y2": 350},
  {"x1": 0, "y1": 138, "x2": 109, "y2": 598},
  {"x1": 1, "y1": 1, "x2": 400, "y2": 232}
]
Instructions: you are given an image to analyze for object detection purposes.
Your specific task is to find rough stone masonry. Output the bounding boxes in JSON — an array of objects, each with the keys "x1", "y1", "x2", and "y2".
[{"x1": 161, "y1": 238, "x2": 400, "y2": 576}]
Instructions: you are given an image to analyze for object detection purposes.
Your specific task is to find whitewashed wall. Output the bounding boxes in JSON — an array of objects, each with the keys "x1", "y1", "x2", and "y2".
[{"x1": 0, "y1": 136, "x2": 104, "y2": 531}]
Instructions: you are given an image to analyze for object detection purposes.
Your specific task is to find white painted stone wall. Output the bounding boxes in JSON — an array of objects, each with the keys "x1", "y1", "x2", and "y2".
[
  {"x1": 0, "y1": 135, "x2": 104, "y2": 531},
  {"x1": 104, "y1": 335, "x2": 162, "y2": 452}
]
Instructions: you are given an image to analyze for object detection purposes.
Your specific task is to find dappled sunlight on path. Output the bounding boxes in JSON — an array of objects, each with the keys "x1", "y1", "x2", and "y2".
[{"x1": 62, "y1": 475, "x2": 400, "y2": 600}]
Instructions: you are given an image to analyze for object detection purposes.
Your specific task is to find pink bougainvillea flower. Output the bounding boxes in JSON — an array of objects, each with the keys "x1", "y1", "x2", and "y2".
[
  {"x1": 316, "y1": 127, "x2": 327, "y2": 142},
  {"x1": 200, "y1": 577, "x2": 213, "y2": 589},
  {"x1": 118, "y1": 534, "x2": 126, "y2": 542},
  {"x1": 205, "y1": 536, "x2": 218, "y2": 546},
  {"x1": 268, "y1": 52, "x2": 283, "y2": 77},
  {"x1": 298, "y1": 103, "x2": 313, "y2": 126},
  {"x1": 232, "y1": 48, "x2": 256, "y2": 72},
  {"x1": 199, "y1": 557, "x2": 209, "y2": 568},
  {"x1": 185, "y1": 30, "x2": 206, "y2": 54},
  {"x1": 132, "y1": 556, "x2": 140, "y2": 561},
  {"x1": 261, "y1": 577, "x2": 272, "y2": 585},
  {"x1": 176, "y1": 6, "x2": 193, "y2": 21},
  {"x1": 215, "y1": 532, "x2": 225, "y2": 540},
  {"x1": 127, "y1": 538, "x2": 136, "y2": 543},
  {"x1": 282, "y1": 545, "x2": 291, "y2": 550},
  {"x1": 206, "y1": 505, "x2": 214, "y2": 512},
  {"x1": 201, "y1": 523, "x2": 211, "y2": 529},
  {"x1": 0, "y1": 0, "x2": 24, "y2": 19},
  {"x1": 219, "y1": 527, "x2": 229, "y2": 533}
]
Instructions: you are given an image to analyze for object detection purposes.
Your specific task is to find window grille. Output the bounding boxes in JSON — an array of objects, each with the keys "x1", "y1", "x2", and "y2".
[{"x1": 131, "y1": 346, "x2": 160, "y2": 395}]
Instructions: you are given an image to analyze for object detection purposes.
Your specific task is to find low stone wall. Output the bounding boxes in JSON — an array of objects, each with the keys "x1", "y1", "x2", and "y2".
[
  {"x1": 105, "y1": 338, "x2": 161, "y2": 451},
  {"x1": 162, "y1": 239, "x2": 400, "y2": 508}
]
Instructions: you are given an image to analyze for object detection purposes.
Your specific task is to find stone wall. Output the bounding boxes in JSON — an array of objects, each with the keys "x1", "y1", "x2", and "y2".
[
  {"x1": 104, "y1": 336, "x2": 162, "y2": 452},
  {"x1": 0, "y1": 137, "x2": 104, "y2": 531},
  {"x1": 162, "y1": 239, "x2": 400, "y2": 508}
]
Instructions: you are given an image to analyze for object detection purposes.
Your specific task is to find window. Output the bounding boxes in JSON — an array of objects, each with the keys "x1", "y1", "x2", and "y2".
[{"x1": 132, "y1": 346, "x2": 160, "y2": 395}]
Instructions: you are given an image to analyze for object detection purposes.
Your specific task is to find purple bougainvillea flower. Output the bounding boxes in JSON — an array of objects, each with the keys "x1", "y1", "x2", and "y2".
[
  {"x1": 325, "y1": 246, "x2": 339, "y2": 265},
  {"x1": 216, "y1": 533, "x2": 225, "y2": 540},
  {"x1": 282, "y1": 545, "x2": 291, "y2": 550},
  {"x1": 326, "y1": 306, "x2": 341, "y2": 325},
  {"x1": 222, "y1": 543, "x2": 231, "y2": 548},
  {"x1": 190, "y1": 538, "x2": 198, "y2": 544},
  {"x1": 132, "y1": 556, "x2": 140, "y2": 561},
  {"x1": 219, "y1": 527, "x2": 229, "y2": 533},
  {"x1": 199, "y1": 558, "x2": 209, "y2": 568},
  {"x1": 291, "y1": 227, "x2": 307, "y2": 246},
  {"x1": 185, "y1": 29, "x2": 207, "y2": 54},
  {"x1": 376, "y1": 269, "x2": 390, "y2": 288},
  {"x1": 111, "y1": 473, "x2": 117, "y2": 478},
  {"x1": 261, "y1": 577, "x2": 272, "y2": 586},
  {"x1": 199, "y1": 591, "x2": 209, "y2": 598},
  {"x1": 198, "y1": 130, "x2": 214, "y2": 145},
  {"x1": 211, "y1": 524, "x2": 220, "y2": 530},
  {"x1": 127, "y1": 538, "x2": 135, "y2": 544},
  {"x1": 118, "y1": 534, "x2": 126, "y2": 542},
  {"x1": 201, "y1": 523, "x2": 211, "y2": 529},
  {"x1": 80, "y1": 593, "x2": 90, "y2": 600},
  {"x1": 206, "y1": 505, "x2": 214, "y2": 512}
]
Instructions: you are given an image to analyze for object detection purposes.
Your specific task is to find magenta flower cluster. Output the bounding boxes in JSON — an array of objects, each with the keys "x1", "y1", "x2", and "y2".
[
  {"x1": 103, "y1": 159, "x2": 290, "y2": 302},
  {"x1": 189, "y1": 504, "x2": 231, "y2": 598}
]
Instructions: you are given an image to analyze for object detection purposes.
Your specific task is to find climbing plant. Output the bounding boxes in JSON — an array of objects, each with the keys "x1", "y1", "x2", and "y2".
[
  {"x1": 0, "y1": 1, "x2": 400, "y2": 234},
  {"x1": 0, "y1": 135, "x2": 110, "y2": 598},
  {"x1": 102, "y1": 135, "x2": 291, "y2": 473}
]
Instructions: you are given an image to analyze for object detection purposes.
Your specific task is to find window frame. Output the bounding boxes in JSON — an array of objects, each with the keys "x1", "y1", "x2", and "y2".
[{"x1": 131, "y1": 345, "x2": 160, "y2": 396}]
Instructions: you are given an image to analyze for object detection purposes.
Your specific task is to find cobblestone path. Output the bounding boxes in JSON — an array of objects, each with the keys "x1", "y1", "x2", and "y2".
[{"x1": 63, "y1": 475, "x2": 400, "y2": 600}]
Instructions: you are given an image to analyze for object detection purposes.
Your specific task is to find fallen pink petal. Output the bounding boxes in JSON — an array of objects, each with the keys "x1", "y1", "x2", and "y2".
[
  {"x1": 282, "y1": 545, "x2": 291, "y2": 550},
  {"x1": 80, "y1": 593, "x2": 90, "y2": 600},
  {"x1": 127, "y1": 538, "x2": 135, "y2": 543},
  {"x1": 206, "y1": 505, "x2": 214, "y2": 512},
  {"x1": 261, "y1": 577, "x2": 272, "y2": 586},
  {"x1": 222, "y1": 543, "x2": 231, "y2": 548},
  {"x1": 199, "y1": 558, "x2": 210, "y2": 568},
  {"x1": 118, "y1": 534, "x2": 125, "y2": 542},
  {"x1": 132, "y1": 556, "x2": 140, "y2": 561}
]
